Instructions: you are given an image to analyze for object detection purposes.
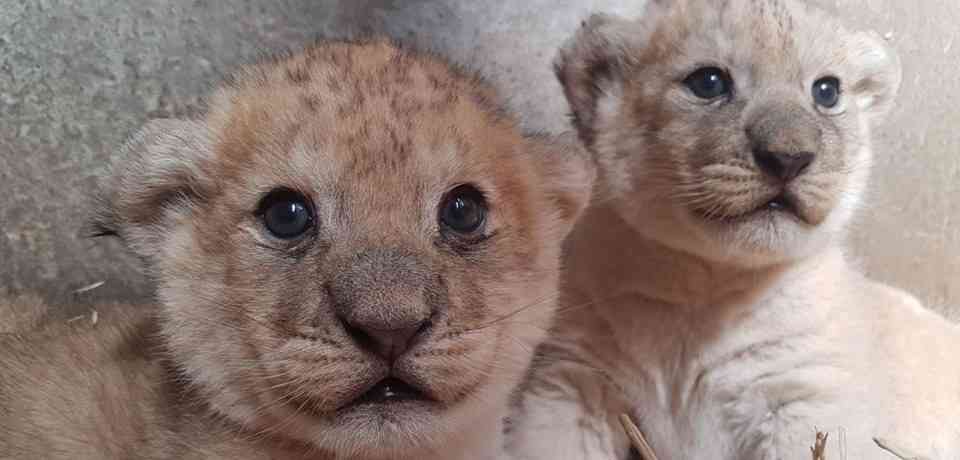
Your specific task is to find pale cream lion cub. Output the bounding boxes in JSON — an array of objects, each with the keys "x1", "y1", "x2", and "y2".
[
  {"x1": 0, "y1": 40, "x2": 594, "y2": 460},
  {"x1": 506, "y1": 1, "x2": 960, "y2": 459}
]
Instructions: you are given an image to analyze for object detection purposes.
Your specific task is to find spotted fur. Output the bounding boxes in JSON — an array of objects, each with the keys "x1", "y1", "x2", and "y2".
[{"x1": 1, "y1": 39, "x2": 594, "y2": 460}]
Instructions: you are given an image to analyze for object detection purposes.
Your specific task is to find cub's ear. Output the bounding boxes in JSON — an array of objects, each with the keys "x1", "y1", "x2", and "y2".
[
  {"x1": 90, "y1": 119, "x2": 215, "y2": 262},
  {"x1": 528, "y1": 132, "x2": 597, "y2": 232},
  {"x1": 553, "y1": 9, "x2": 662, "y2": 148},
  {"x1": 846, "y1": 30, "x2": 902, "y2": 122}
]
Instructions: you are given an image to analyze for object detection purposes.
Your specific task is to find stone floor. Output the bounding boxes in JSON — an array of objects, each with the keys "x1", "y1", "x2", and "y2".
[{"x1": 1, "y1": 0, "x2": 957, "y2": 319}]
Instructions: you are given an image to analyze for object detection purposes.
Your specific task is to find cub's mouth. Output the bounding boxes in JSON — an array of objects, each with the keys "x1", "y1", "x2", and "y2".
[
  {"x1": 332, "y1": 374, "x2": 437, "y2": 416},
  {"x1": 740, "y1": 192, "x2": 806, "y2": 223},
  {"x1": 287, "y1": 375, "x2": 435, "y2": 420},
  {"x1": 348, "y1": 377, "x2": 431, "y2": 408},
  {"x1": 693, "y1": 191, "x2": 811, "y2": 225},
  {"x1": 763, "y1": 193, "x2": 799, "y2": 216}
]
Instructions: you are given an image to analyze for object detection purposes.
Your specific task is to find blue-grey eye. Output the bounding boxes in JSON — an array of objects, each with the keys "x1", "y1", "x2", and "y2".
[
  {"x1": 439, "y1": 185, "x2": 487, "y2": 235},
  {"x1": 259, "y1": 189, "x2": 314, "y2": 239},
  {"x1": 813, "y1": 77, "x2": 841, "y2": 108},
  {"x1": 684, "y1": 67, "x2": 732, "y2": 100}
]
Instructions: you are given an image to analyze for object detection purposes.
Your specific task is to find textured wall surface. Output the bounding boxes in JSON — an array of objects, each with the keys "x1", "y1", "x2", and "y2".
[
  {"x1": 835, "y1": 0, "x2": 960, "y2": 319},
  {"x1": 1, "y1": 0, "x2": 957, "y2": 319}
]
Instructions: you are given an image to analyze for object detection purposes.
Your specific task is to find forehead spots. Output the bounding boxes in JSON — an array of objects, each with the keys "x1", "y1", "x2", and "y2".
[
  {"x1": 338, "y1": 121, "x2": 413, "y2": 179},
  {"x1": 199, "y1": 40, "x2": 542, "y2": 251},
  {"x1": 301, "y1": 94, "x2": 321, "y2": 113},
  {"x1": 212, "y1": 42, "x2": 510, "y2": 164},
  {"x1": 285, "y1": 65, "x2": 311, "y2": 85}
]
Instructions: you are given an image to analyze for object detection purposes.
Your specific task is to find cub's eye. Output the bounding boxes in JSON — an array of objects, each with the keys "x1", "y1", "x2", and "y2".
[
  {"x1": 439, "y1": 184, "x2": 487, "y2": 235},
  {"x1": 812, "y1": 76, "x2": 841, "y2": 108},
  {"x1": 683, "y1": 67, "x2": 732, "y2": 100},
  {"x1": 258, "y1": 189, "x2": 314, "y2": 239}
]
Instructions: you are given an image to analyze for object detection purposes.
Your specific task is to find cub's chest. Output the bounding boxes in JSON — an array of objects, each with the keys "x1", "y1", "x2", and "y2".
[
  {"x1": 613, "y1": 362, "x2": 759, "y2": 459},
  {"x1": 606, "y1": 326, "x2": 855, "y2": 460}
]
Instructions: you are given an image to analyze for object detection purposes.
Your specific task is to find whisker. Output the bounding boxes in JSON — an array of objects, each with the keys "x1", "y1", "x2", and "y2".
[{"x1": 460, "y1": 293, "x2": 561, "y2": 333}]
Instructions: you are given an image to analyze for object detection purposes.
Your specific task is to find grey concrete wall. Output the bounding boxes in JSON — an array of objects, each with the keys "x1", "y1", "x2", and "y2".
[
  {"x1": 836, "y1": 0, "x2": 960, "y2": 320},
  {"x1": 1, "y1": 0, "x2": 957, "y2": 319}
]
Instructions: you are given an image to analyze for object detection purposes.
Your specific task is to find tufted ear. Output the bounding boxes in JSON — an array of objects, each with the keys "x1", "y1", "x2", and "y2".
[
  {"x1": 528, "y1": 132, "x2": 597, "y2": 232},
  {"x1": 553, "y1": 8, "x2": 663, "y2": 149},
  {"x1": 90, "y1": 119, "x2": 216, "y2": 262},
  {"x1": 846, "y1": 30, "x2": 902, "y2": 123}
]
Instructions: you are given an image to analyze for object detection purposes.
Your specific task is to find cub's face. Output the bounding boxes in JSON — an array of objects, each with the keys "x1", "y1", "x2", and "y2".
[
  {"x1": 95, "y1": 42, "x2": 592, "y2": 458},
  {"x1": 558, "y1": 0, "x2": 901, "y2": 266}
]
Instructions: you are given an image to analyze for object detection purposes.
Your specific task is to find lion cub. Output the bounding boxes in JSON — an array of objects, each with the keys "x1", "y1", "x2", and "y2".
[
  {"x1": 506, "y1": 1, "x2": 960, "y2": 459},
  {"x1": 0, "y1": 40, "x2": 593, "y2": 460}
]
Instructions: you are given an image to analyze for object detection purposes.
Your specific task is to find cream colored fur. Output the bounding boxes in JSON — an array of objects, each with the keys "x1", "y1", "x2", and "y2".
[{"x1": 506, "y1": 1, "x2": 960, "y2": 459}]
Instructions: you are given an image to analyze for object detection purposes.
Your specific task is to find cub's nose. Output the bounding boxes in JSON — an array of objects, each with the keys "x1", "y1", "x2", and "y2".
[
  {"x1": 753, "y1": 150, "x2": 815, "y2": 182},
  {"x1": 340, "y1": 316, "x2": 431, "y2": 362},
  {"x1": 745, "y1": 101, "x2": 822, "y2": 183},
  {"x1": 328, "y1": 247, "x2": 438, "y2": 362}
]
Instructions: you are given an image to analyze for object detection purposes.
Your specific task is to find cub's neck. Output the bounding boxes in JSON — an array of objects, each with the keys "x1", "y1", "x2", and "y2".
[{"x1": 566, "y1": 203, "x2": 847, "y2": 315}]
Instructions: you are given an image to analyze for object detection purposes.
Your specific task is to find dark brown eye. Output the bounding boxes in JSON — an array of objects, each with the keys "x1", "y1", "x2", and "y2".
[
  {"x1": 684, "y1": 67, "x2": 732, "y2": 100},
  {"x1": 813, "y1": 76, "x2": 841, "y2": 108},
  {"x1": 258, "y1": 189, "x2": 314, "y2": 239},
  {"x1": 439, "y1": 184, "x2": 487, "y2": 235}
]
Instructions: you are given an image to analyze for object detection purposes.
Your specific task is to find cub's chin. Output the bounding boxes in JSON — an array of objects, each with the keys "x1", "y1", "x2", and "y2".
[
  {"x1": 271, "y1": 379, "x2": 501, "y2": 457},
  {"x1": 241, "y1": 383, "x2": 431, "y2": 456},
  {"x1": 284, "y1": 392, "x2": 443, "y2": 456},
  {"x1": 684, "y1": 194, "x2": 831, "y2": 267}
]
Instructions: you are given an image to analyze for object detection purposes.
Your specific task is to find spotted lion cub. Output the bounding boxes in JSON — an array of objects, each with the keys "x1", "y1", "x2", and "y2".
[
  {"x1": 0, "y1": 40, "x2": 593, "y2": 460},
  {"x1": 506, "y1": 1, "x2": 960, "y2": 459}
]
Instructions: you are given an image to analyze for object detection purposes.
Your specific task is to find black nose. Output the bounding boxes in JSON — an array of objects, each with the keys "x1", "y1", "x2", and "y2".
[
  {"x1": 341, "y1": 316, "x2": 431, "y2": 362},
  {"x1": 753, "y1": 150, "x2": 815, "y2": 182}
]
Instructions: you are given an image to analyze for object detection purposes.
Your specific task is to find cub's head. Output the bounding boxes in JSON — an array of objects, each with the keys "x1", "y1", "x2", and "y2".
[
  {"x1": 94, "y1": 40, "x2": 592, "y2": 458},
  {"x1": 557, "y1": 0, "x2": 901, "y2": 266}
]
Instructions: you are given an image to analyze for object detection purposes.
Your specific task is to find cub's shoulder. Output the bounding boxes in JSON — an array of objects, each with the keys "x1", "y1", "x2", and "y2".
[{"x1": 0, "y1": 303, "x2": 167, "y2": 459}]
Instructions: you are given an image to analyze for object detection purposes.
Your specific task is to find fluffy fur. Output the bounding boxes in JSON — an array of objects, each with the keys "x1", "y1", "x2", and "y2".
[
  {"x1": 0, "y1": 294, "x2": 48, "y2": 333},
  {"x1": 0, "y1": 40, "x2": 594, "y2": 460},
  {"x1": 505, "y1": 1, "x2": 960, "y2": 459}
]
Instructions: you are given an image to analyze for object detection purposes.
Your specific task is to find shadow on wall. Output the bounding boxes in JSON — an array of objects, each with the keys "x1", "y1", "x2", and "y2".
[{"x1": 0, "y1": 0, "x2": 957, "y2": 319}]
